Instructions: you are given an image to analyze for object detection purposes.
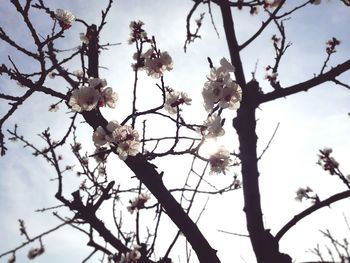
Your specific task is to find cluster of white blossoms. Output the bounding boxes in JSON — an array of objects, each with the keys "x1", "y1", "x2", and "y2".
[
  {"x1": 164, "y1": 90, "x2": 192, "y2": 114},
  {"x1": 93, "y1": 121, "x2": 140, "y2": 160},
  {"x1": 119, "y1": 245, "x2": 142, "y2": 263},
  {"x1": 135, "y1": 48, "x2": 173, "y2": 78},
  {"x1": 68, "y1": 78, "x2": 118, "y2": 112},
  {"x1": 55, "y1": 9, "x2": 75, "y2": 29},
  {"x1": 202, "y1": 58, "x2": 242, "y2": 112},
  {"x1": 127, "y1": 193, "x2": 150, "y2": 214},
  {"x1": 209, "y1": 146, "x2": 232, "y2": 175},
  {"x1": 200, "y1": 113, "x2": 225, "y2": 138},
  {"x1": 128, "y1": 20, "x2": 149, "y2": 44}
]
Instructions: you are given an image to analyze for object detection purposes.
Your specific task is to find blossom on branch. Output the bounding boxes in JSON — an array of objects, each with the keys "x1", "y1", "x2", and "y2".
[
  {"x1": 118, "y1": 244, "x2": 142, "y2": 263},
  {"x1": 128, "y1": 20, "x2": 149, "y2": 44},
  {"x1": 80, "y1": 33, "x2": 89, "y2": 44},
  {"x1": 133, "y1": 47, "x2": 173, "y2": 78},
  {"x1": 127, "y1": 193, "x2": 150, "y2": 214},
  {"x1": 68, "y1": 85, "x2": 100, "y2": 112},
  {"x1": 164, "y1": 90, "x2": 192, "y2": 114},
  {"x1": 202, "y1": 58, "x2": 241, "y2": 112},
  {"x1": 264, "y1": 0, "x2": 282, "y2": 8},
  {"x1": 209, "y1": 146, "x2": 232, "y2": 175},
  {"x1": 68, "y1": 78, "x2": 118, "y2": 112},
  {"x1": 201, "y1": 113, "x2": 225, "y2": 138},
  {"x1": 295, "y1": 186, "x2": 313, "y2": 202},
  {"x1": 92, "y1": 121, "x2": 140, "y2": 160},
  {"x1": 317, "y1": 147, "x2": 339, "y2": 175},
  {"x1": 27, "y1": 246, "x2": 45, "y2": 260},
  {"x1": 326, "y1": 37, "x2": 341, "y2": 55},
  {"x1": 73, "y1": 69, "x2": 84, "y2": 79},
  {"x1": 55, "y1": 9, "x2": 75, "y2": 30}
]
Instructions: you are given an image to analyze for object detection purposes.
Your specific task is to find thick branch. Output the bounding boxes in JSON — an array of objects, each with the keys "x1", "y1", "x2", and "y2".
[
  {"x1": 276, "y1": 190, "x2": 350, "y2": 242},
  {"x1": 218, "y1": 0, "x2": 246, "y2": 87},
  {"x1": 260, "y1": 59, "x2": 350, "y2": 104},
  {"x1": 125, "y1": 155, "x2": 220, "y2": 263}
]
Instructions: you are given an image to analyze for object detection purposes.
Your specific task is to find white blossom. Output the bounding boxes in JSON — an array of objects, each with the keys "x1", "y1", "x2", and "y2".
[
  {"x1": 218, "y1": 82, "x2": 242, "y2": 110},
  {"x1": 7, "y1": 254, "x2": 15, "y2": 263},
  {"x1": 129, "y1": 248, "x2": 141, "y2": 261},
  {"x1": 209, "y1": 147, "x2": 232, "y2": 175},
  {"x1": 295, "y1": 187, "x2": 313, "y2": 202},
  {"x1": 142, "y1": 48, "x2": 173, "y2": 78},
  {"x1": 164, "y1": 90, "x2": 191, "y2": 114},
  {"x1": 128, "y1": 20, "x2": 148, "y2": 44},
  {"x1": 202, "y1": 113, "x2": 225, "y2": 138},
  {"x1": 88, "y1": 78, "x2": 107, "y2": 90},
  {"x1": 202, "y1": 81, "x2": 223, "y2": 111},
  {"x1": 27, "y1": 246, "x2": 45, "y2": 260},
  {"x1": 111, "y1": 125, "x2": 140, "y2": 160},
  {"x1": 264, "y1": 0, "x2": 282, "y2": 8},
  {"x1": 219, "y1": 57, "x2": 235, "y2": 72},
  {"x1": 93, "y1": 147, "x2": 108, "y2": 163},
  {"x1": 202, "y1": 58, "x2": 242, "y2": 112},
  {"x1": 73, "y1": 69, "x2": 84, "y2": 79},
  {"x1": 93, "y1": 126, "x2": 107, "y2": 146},
  {"x1": 68, "y1": 78, "x2": 118, "y2": 112},
  {"x1": 68, "y1": 86, "x2": 100, "y2": 112},
  {"x1": 100, "y1": 87, "x2": 118, "y2": 108},
  {"x1": 55, "y1": 9, "x2": 75, "y2": 29},
  {"x1": 80, "y1": 33, "x2": 89, "y2": 44},
  {"x1": 92, "y1": 123, "x2": 140, "y2": 160},
  {"x1": 127, "y1": 193, "x2": 150, "y2": 214}
]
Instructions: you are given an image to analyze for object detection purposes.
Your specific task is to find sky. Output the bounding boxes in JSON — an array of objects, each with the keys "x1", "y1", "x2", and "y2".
[{"x1": 0, "y1": 0, "x2": 350, "y2": 262}]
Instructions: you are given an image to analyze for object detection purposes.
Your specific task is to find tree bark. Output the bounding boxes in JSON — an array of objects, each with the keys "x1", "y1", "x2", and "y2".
[
  {"x1": 217, "y1": 1, "x2": 292, "y2": 261},
  {"x1": 233, "y1": 81, "x2": 291, "y2": 263}
]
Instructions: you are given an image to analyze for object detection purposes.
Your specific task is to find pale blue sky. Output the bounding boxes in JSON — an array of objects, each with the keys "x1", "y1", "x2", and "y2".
[{"x1": 1, "y1": 1, "x2": 350, "y2": 262}]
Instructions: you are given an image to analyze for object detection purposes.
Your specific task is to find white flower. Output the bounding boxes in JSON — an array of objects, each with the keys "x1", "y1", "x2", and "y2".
[
  {"x1": 112, "y1": 125, "x2": 140, "y2": 160},
  {"x1": 117, "y1": 140, "x2": 140, "y2": 160},
  {"x1": 100, "y1": 87, "x2": 118, "y2": 108},
  {"x1": 218, "y1": 82, "x2": 242, "y2": 110},
  {"x1": 295, "y1": 187, "x2": 313, "y2": 202},
  {"x1": 80, "y1": 33, "x2": 89, "y2": 44},
  {"x1": 143, "y1": 49, "x2": 173, "y2": 78},
  {"x1": 164, "y1": 90, "x2": 191, "y2": 114},
  {"x1": 7, "y1": 254, "x2": 15, "y2": 263},
  {"x1": 55, "y1": 9, "x2": 75, "y2": 29},
  {"x1": 202, "y1": 58, "x2": 242, "y2": 112},
  {"x1": 264, "y1": 0, "x2": 282, "y2": 8},
  {"x1": 202, "y1": 113, "x2": 225, "y2": 138},
  {"x1": 219, "y1": 57, "x2": 235, "y2": 72},
  {"x1": 127, "y1": 193, "x2": 150, "y2": 214},
  {"x1": 73, "y1": 69, "x2": 84, "y2": 79},
  {"x1": 92, "y1": 126, "x2": 107, "y2": 146},
  {"x1": 93, "y1": 147, "x2": 108, "y2": 163},
  {"x1": 68, "y1": 86, "x2": 100, "y2": 112},
  {"x1": 88, "y1": 78, "x2": 107, "y2": 90},
  {"x1": 128, "y1": 20, "x2": 148, "y2": 44},
  {"x1": 92, "y1": 122, "x2": 140, "y2": 160},
  {"x1": 202, "y1": 82, "x2": 223, "y2": 111},
  {"x1": 209, "y1": 147, "x2": 232, "y2": 175},
  {"x1": 129, "y1": 247, "x2": 141, "y2": 261},
  {"x1": 27, "y1": 246, "x2": 45, "y2": 260}
]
